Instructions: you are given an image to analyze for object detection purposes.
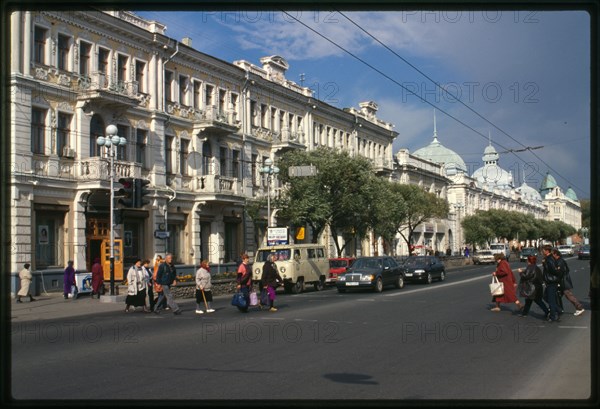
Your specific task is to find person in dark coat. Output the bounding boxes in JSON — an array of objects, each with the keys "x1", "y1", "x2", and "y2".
[
  {"x1": 553, "y1": 249, "x2": 584, "y2": 316},
  {"x1": 542, "y1": 245, "x2": 563, "y2": 322},
  {"x1": 63, "y1": 260, "x2": 76, "y2": 300},
  {"x1": 261, "y1": 253, "x2": 283, "y2": 312},
  {"x1": 91, "y1": 257, "x2": 104, "y2": 299},
  {"x1": 490, "y1": 253, "x2": 522, "y2": 312},
  {"x1": 516, "y1": 255, "x2": 550, "y2": 319},
  {"x1": 236, "y1": 254, "x2": 252, "y2": 312}
]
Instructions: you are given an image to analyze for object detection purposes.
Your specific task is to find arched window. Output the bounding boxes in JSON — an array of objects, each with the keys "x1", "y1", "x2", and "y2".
[{"x1": 89, "y1": 114, "x2": 105, "y2": 157}]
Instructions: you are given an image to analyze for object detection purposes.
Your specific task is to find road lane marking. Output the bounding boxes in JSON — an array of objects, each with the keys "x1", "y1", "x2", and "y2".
[
  {"x1": 384, "y1": 274, "x2": 490, "y2": 297},
  {"x1": 558, "y1": 326, "x2": 589, "y2": 329}
]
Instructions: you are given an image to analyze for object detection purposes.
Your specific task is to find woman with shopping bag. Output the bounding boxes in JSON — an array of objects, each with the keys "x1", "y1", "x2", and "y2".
[{"x1": 490, "y1": 253, "x2": 522, "y2": 312}]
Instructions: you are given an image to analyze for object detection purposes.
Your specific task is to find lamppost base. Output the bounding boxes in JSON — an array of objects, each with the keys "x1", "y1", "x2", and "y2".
[{"x1": 99, "y1": 294, "x2": 127, "y2": 303}]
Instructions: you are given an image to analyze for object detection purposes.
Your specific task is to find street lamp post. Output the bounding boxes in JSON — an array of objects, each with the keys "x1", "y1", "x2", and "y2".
[
  {"x1": 260, "y1": 158, "x2": 279, "y2": 227},
  {"x1": 97, "y1": 124, "x2": 127, "y2": 296}
]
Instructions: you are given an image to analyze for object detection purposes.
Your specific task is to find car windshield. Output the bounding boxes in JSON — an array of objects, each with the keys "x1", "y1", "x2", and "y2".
[
  {"x1": 256, "y1": 249, "x2": 291, "y2": 262},
  {"x1": 330, "y1": 259, "x2": 349, "y2": 268},
  {"x1": 353, "y1": 258, "x2": 382, "y2": 269},
  {"x1": 403, "y1": 258, "x2": 428, "y2": 268}
]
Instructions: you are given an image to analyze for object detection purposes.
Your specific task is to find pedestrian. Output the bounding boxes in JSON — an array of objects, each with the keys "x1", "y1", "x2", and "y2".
[
  {"x1": 153, "y1": 253, "x2": 181, "y2": 315},
  {"x1": 261, "y1": 253, "x2": 283, "y2": 312},
  {"x1": 516, "y1": 255, "x2": 550, "y2": 319},
  {"x1": 153, "y1": 255, "x2": 168, "y2": 311},
  {"x1": 91, "y1": 257, "x2": 104, "y2": 299},
  {"x1": 16, "y1": 263, "x2": 36, "y2": 303},
  {"x1": 236, "y1": 253, "x2": 252, "y2": 313},
  {"x1": 541, "y1": 245, "x2": 563, "y2": 322},
  {"x1": 464, "y1": 246, "x2": 470, "y2": 258},
  {"x1": 552, "y1": 248, "x2": 585, "y2": 316},
  {"x1": 63, "y1": 260, "x2": 76, "y2": 300},
  {"x1": 125, "y1": 259, "x2": 148, "y2": 313},
  {"x1": 142, "y1": 259, "x2": 154, "y2": 312},
  {"x1": 195, "y1": 260, "x2": 214, "y2": 314},
  {"x1": 490, "y1": 253, "x2": 523, "y2": 312}
]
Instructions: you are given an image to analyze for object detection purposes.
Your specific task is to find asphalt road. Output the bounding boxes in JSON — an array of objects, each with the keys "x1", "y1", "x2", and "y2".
[{"x1": 11, "y1": 258, "x2": 593, "y2": 401}]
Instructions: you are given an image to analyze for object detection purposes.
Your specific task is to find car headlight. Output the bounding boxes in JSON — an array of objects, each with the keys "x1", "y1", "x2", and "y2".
[
  {"x1": 339, "y1": 275, "x2": 346, "y2": 281},
  {"x1": 254, "y1": 268, "x2": 261, "y2": 275},
  {"x1": 280, "y1": 267, "x2": 286, "y2": 273},
  {"x1": 414, "y1": 269, "x2": 425, "y2": 273},
  {"x1": 361, "y1": 274, "x2": 374, "y2": 281}
]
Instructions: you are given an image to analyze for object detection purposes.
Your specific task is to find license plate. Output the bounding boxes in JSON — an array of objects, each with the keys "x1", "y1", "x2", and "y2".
[
  {"x1": 346, "y1": 282, "x2": 359, "y2": 286},
  {"x1": 405, "y1": 273, "x2": 413, "y2": 277}
]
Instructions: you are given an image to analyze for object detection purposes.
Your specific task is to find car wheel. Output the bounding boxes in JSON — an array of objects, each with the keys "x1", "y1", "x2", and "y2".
[
  {"x1": 374, "y1": 277, "x2": 383, "y2": 293},
  {"x1": 291, "y1": 280, "x2": 303, "y2": 294},
  {"x1": 395, "y1": 275, "x2": 405, "y2": 289},
  {"x1": 314, "y1": 279, "x2": 324, "y2": 292},
  {"x1": 439, "y1": 271, "x2": 445, "y2": 282},
  {"x1": 426, "y1": 273, "x2": 432, "y2": 284}
]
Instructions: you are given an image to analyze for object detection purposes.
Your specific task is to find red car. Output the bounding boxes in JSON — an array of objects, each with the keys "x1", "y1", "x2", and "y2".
[{"x1": 327, "y1": 258, "x2": 356, "y2": 284}]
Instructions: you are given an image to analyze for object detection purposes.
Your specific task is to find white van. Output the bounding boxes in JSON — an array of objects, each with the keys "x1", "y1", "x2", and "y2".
[
  {"x1": 252, "y1": 244, "x2": 329, "y2": 294},
  {"x1": 490, "y1": 243, "x2": 510, "y2": 259}
]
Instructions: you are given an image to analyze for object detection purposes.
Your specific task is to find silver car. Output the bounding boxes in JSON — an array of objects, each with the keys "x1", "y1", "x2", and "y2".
[
  {"x1": 557, "y1": 245, "x2": 574, "y2": 256},
  {"x1": 472, "y1": 250, "x2": 495, "y2": 265}
]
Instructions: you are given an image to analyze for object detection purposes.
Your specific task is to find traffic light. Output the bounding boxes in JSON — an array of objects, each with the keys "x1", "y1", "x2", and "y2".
[
  {"x1": 134, "y1": 178, "x2": 151, "y2": 208},
  {"x1": 117, "y1": 177, "x2": 135, "y2": 208}
]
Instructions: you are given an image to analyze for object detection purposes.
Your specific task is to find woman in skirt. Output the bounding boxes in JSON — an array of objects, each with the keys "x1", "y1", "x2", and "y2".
[{"x1": 125, "y1": 258, "x2": 148, "y2": 312}]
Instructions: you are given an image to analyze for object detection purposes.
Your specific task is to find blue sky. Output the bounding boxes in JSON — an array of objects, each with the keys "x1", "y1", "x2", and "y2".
[{"x1": 135, "y1": 9, "x2": 590, "y2": 199}]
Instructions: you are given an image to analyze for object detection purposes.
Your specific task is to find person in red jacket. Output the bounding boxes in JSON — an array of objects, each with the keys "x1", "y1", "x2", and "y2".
[
  {"x1": 91, "y1": 258, "x2": 104, "y2": 299},
  {"x1": 490, "y1": 253, "x2": 523, "y2": 312}
]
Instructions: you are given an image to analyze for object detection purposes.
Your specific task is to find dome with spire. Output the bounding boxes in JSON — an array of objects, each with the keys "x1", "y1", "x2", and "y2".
[
  {"x1": 472, "y1": 140, "x2": 514, "y2": 190},
  {"x1": 412, "y1": 110, "x2": 467, "y2": 176},
  {"x1": 565, "y1": 187, "x2": 579, "y2": 201},
  {"x1": 540, "y1": 172, "x2": 558, "y2": 191}
]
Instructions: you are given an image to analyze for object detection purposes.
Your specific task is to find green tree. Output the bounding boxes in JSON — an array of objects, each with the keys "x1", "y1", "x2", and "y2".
[{"x1": 462, "y1": 212, "x2": 495, "y2": 247}]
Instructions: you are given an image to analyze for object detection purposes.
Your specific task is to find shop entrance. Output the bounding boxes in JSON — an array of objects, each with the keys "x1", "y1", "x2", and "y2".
[{"x1": 86, "y1": 217, "x2": 123, "y2": 280}]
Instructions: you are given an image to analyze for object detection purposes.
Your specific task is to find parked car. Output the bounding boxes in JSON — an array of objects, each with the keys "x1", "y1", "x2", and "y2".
[
  {"x1": 557, "y1": 245, "x2": 574, "y2": 256},
  {"x1": 472, "y1": 250, "x2": 495, "y2": 265},
  {"x1": 327, "y1": 257, "x2": 356, "y2": 284},
  {"x1": 401, "y1": 256, "x2": 446, "y2": 284},
  {"x1": 519, "y1": 247, "x2": 539, "y2": 262},
  {"x1": 578, "y1": 245, "x2": 591, "y2": 260},
  {"x1": 336, "y1": 256, "x2": 404, "y2": 293}
]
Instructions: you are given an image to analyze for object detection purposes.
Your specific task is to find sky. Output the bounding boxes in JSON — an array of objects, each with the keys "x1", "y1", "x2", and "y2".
[{"x1": 135, "y1": 8, "x2": 591, "y2": 199}]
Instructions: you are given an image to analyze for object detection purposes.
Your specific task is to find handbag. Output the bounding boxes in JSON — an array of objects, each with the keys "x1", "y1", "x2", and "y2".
[
  {"x1": 69, "y1": 284, "x2": 78, "y2": 299},
  {"x1": 519, "y1": 281, "x2": 536, "y2": 298},
  {"x1": 231, "y1": 292, "x2": 247, "y2": 308},
  {"x1": 249, "y1": 290, "x2": 258, "y2": 306},
  {"x1": 489, "y1": 276, "x2": 504, "y2": 296},
  {"x1": 260, "y1": 288, "x2": 269, "y2": 305}
]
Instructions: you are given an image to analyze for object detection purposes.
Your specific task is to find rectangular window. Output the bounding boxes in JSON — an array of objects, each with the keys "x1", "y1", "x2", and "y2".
[
  {"x1": 252, "y1": 153, "x2": 258, "y2": 185},
  {"x1": 135, "y1": 60, "x2": 145, "y2": 93},
  {"x1": 232, "y1": 150, "x2": 240, "y2": 179},
  {"x1": 165, "y1": 136, "x2": 174, "y2": 174},
  {"x1": 271, "y1": 108, "x2": 276, "y2": 131},
  {"x1": 116, "y1": 125, "x2": 128, "y2": 161},
  {"x1": 57, "y1": 34, "x2": 70, "y2": 71},
  {"x1": 79, "y1": 41, "x2": 91, "y2": 76},
  {"x1": 231, "y1": 93, "x2": 239, "y2": 119},
  {"x1": 135, "y1": 129, "x2": 147, "y2": 168},
  {"x1": 31, "y1": 108, "x2": 46, "y2": 154},
  {"x1": 224, "y1": 222, "x2": 239, "y2": 263},
  {"x1": 167, "y1": 223, "x2": 182, "y2": 263},
  {"x1": 218, "y1": 89, "x2": 226, "y2": 113},
  {"x1": 117, "y1": 54, "x2": 128, "y2": 83},
  {"x1": 35, "y1": 213, "x2": 65, "y2": 269},
  {"x1": 249, "y1": 100, "x2": 257, "y2": 125},
  {"x1": 220, "y1": 147, "x2": 227, "y2": 177},
  {"x1": 34, "y1": 26, "x2": 47, "y2": 65},
  {"x1": 164, "y1": 71, "x2": 173, "y2": 103},
  {"x1": 97, "y1": 47, "x2": 109, "y2": 73},
  {"x1": 179, "y1": 75, "x2": 187, "y2": 105},
  {"x1": 56, "y1": 113, "x2": 71, "y2": 157},
  {"x1": 180, "y1": 139, "x2": 189, "y2": 176},
  {"x1": 261, "y1": 104, "x2": 268, "y2": 128},
  {"x1": 205, "y1": 84, "x2": 214, "y2": 106},
  {"x1": 193, "y1": 80, "x2": 202, "y2": 109}
]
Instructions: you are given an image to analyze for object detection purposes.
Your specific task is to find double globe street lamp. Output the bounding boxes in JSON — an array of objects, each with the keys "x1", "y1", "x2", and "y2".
[
  {"x1": 96, "y1": 124, "x2": 127, "y2": 296},
  {"x1": 260, "y1": 158, "x2": 279, "y2": 227}
]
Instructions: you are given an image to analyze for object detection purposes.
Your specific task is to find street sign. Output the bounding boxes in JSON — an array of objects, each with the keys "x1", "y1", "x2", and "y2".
[
  {"x1": 267, "y1": 227, "x2": 289, "y2": 246},
  {"x1": 154, "y1": 230, "x2": 170, "y2": 239},
  {"x1": 288, "y1": 165, "x2": 317, "y2": 177}
]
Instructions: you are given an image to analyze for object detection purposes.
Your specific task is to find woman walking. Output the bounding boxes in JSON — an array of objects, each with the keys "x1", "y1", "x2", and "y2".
[
  {"x1": 63, "y1": 260, "x2": 76, "y2": 300},
  {"x1": 153, "y1": 255, "x2": 167, "y2": 311},
  {"x1": 490, "y1": 253, "x2": 523, "y2": 312},
  {"x1": 125, "y1": 259, "x2": 148, "y2": 312},
  {"x1": 236, "y1": 254, "x2": 252, "y2": 313},
  {"x1": 261, "y1": 253, "x2": 283, "y2": 312},
  {"x1": 195, "y1": 260, "x2": 214, "y2": 314},
  {"x1": 91, "y1": 257, "x2": 104, "y2": 299},
  {"x1": 516, "y1": 255, "x2": 550, "y2": 319},
  {"x1": 142, "y1": 259, "x2": 154, "y2": 311},
  {"x1": 17, "y1": 263, "x2": 36, "y2": 303}
]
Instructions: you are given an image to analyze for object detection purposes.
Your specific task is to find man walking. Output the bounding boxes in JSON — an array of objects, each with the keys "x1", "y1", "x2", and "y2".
[
  {"x1": 552, "y1": 248, "x2": 585, "y2": 316},
  {"x1": 153, "y1": 253, "x2": 182, "y2": 315},
  {"x1": 541, "y1": 245, "x2": 563, "y2": 322}
]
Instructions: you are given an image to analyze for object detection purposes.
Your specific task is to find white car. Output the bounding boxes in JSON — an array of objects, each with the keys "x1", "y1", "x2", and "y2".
[
  {"x1": 473, "y1": 250, "x2": 496, "y2": 265},
  {"x1": 557, "y1": 245, "x2": 574, "y2": 256}
]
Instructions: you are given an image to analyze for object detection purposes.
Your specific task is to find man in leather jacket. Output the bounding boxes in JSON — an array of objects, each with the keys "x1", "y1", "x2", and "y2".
[
  {"x1": 552, "y1": 248, "x2": 584, "y2": 316},
  {"x1": 542, "y1": 245, "x2": 563, "y2": 322}
]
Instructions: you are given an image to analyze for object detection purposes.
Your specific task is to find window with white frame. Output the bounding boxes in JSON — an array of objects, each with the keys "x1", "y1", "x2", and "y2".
[
  {"x1": 193, "y1": 80, "x2": 202, "y2": 109},
  {"x1": 135, "y1": 129, "x2": 147, "y2": 169},
  {"x1": 164, "y1": 70, "x2": 174, "y2": 103},
  {"x1": 57, "y1": 33, "x2": 70, "y2": 71},
  {"x1": 116, "y1": 125, "x2": 128, "y2": 161},
  {"x1": 34, "y1": 26, "x2": 48, "y2": 65},
  {"x1": 135, "y1": 60, "x2": 146, "y2": 93},
  {"x1": 31, "y1": 107, "x2": 46, "y2": 154},
  {"x1": 56, "y1": 112, "x2": 72, "y2": 157},
  {"x1": 79, "y1": 41, "x2": 92, "y2": 77},
  {"x1": 180, "y1": 138, "x2": 190, "y2": 176},
  {"x1": 179, "y1": 75, "x2": 188, "y2": 106}
]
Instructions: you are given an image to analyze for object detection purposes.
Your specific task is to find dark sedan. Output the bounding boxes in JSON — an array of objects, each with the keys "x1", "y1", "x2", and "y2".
[
  {"x1": 578, "y1": 245, "x2": 591, "y2": 260},
  {"x1": 401, "y1": 256, "x2": 446, "y2": 284},
  {"x1": 336, "y1": 256, "x2": 405, "y2": 293},
  {"x1": 519, "y1": 247, "x2": 539, "y2": 262}
]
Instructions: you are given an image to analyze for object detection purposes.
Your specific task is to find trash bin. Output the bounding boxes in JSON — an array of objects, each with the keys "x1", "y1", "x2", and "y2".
[{"x1": 75, "y1": 272, "x2": 93, "y2": 298}]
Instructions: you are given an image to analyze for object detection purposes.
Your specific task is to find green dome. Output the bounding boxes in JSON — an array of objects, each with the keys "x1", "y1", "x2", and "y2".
[
  {"x1": 540, "y1": 172, "x2": 557, "y2": 191},
  {"x1": 565, "y1": 187, "x2": 578, "y2": 201},
  {"x1": 413, "y1": 136, "x2": 467, "y2": 176}
]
